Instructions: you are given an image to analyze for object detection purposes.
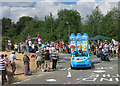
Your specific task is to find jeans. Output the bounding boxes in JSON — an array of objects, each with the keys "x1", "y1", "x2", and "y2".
[
  {"x1": 11, "y1": 62, "x2": 16, "y2": 75},
  {"x1": 26, "y1": 45, "x2": 29, "y2": 52},
  {"x1": 96, "y1": 49, "x2": 99, "y2": 55},
  {"x1": 52, "y1": 59, "x2": 57, "y2": 69}
]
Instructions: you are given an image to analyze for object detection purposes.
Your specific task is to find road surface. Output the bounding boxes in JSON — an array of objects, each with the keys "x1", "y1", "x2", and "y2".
[{"x1": 12, "y1": 54, "x2": 119, "y2": 84}]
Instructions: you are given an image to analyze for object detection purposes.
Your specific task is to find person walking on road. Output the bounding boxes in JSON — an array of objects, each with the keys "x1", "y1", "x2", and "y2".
[{"x1": 9, "y1": 51, "x2": 21, "y2": 76}]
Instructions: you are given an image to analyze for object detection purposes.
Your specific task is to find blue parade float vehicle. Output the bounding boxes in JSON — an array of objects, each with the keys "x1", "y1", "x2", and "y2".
[
  {"x1": 70, "y1": 51, "x2": 91, "y2": 69},
  {"x1": 70, "y1": 33, "x2": 91, "y2": 69}
]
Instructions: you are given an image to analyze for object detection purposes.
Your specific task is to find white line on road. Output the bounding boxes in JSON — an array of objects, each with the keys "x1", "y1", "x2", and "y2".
[
  {"x1": 22, "y1": 78, "x2": 31, "y2": 82},
  {"x1": 37, "y1": 74, "x2": 42, "y2": 77},
  {"x1": 12, "y1": 82, "x2": 21, "y2": 84},
  {"x1": 67, "y1": 71, "x2": 71, "y2": 78},
  {"x1": 46, "y1": 79, "x2": 56, "y2": 82},
  {"x1": 67, "y1": 68, "x2": 71, "y2": 70},
  {"x1": 93, "y1": 70, "x2": 106, "y2": 73},
  {"x1": 60, "y1": 68, "x2": 66, "y2": 70}
]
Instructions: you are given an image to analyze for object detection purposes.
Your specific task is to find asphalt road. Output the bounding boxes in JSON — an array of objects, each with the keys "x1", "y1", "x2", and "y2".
[{"x1": 12, "y1": 54, "x2": 119, "y2": 84}]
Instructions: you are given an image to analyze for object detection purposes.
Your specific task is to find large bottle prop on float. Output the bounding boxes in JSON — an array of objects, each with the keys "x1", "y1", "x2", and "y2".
[
  {"x1": 82, "y1": 33, "x2": 89, "y2": 53},
  {"x1": 70, "y1": 33, "x2": 76, "y2": 54},
  {"x1": 76, "y1": 33, "x2": 82, "y2": 51}
]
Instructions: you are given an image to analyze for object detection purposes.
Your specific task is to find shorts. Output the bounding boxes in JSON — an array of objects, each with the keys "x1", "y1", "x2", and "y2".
[
  {"x1": 0, "y1": 70, "x2": 7, "y2": 75},
  {"x1": 110, "y1": 50, "x2": 112, "y2": 53},
  {"x1": 44, "y1": 60, "x2": 50, "y2": 68},
  {"x1": 114, "y1": 50, "x2": 116, "y2": 54}
]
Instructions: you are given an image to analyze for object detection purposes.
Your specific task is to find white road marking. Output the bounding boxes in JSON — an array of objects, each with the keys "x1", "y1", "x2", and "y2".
[
  {"x1": 112, "y1": 74, "x2": 120, "y2": 77},
  {"x1": 67, "y1": 71, "x2": 72, "y2": 78},
  {"x1": 60, "y1": 68, "x2": 66, "y2": 70},
  {"x1": 97, "y1": 67, "x2": 113, "y2": 70},
  {"x1": 76, "y1": 78, "x2": 81, "y2": 80},
  {"x1": 93, "y1": 70, "x2": 106, "y2": 73},
  {"x1": 46, "y1": 79, "x2": 56, "y2": 82},
  {"x1": 87, "y1": 73, "x2": 99, "y2": 78},
  {"x1": 67, "y1": 68, "x2": 71, "y2": 70},
  {"x1": 12, "y1": 82, "x2": 21, "y2": 84},
  {"x1": 100, "y1": 78, "x2": 113, "y2": 82},
  {"x1": 103, "y1": 74, "x2": 110, "y2": 77},
  {"x1": 82, "y1": 78, "x2": 97, "y2": 81},
  {"x1": 37, "y1": 74, "x2": 42, "y2": 77},
  {"x1": 115, "y1": 78, "x2": 119, "y2": 82}
]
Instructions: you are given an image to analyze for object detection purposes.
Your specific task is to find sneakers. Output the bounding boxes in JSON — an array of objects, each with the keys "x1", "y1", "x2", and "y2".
[{"x1": 41, "y1": 69, "x2": 44, "y2": 72}]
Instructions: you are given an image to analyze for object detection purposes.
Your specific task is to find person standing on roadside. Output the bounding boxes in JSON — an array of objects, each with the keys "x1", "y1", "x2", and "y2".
[
  {"x1": 44, "y1": 50, "x2": 50, "y2": 72},
  {"x1": 51, "y1": 49, "x2": 58, "y2": 71},
  {"x1": 23, "y1": 53, "x2": 30, "y2": 76},
  {"x1": 9, "y1": 51, "x2": 21, "y2": 76},
  {"x1": 35, "y1": 51, "x2": 42, "y2": 69},
  {"x1": 0, "y1": 54, "x2": 9, "y2": 84}
]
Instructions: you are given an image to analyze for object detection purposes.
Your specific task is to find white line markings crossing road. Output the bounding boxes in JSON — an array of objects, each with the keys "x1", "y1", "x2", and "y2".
[
  {"x1": 97, "y1": 67, "x2": 113, "y2": 70},
  {"x1": 93, "y1": 70, "x2": 106, "y2": 73}
]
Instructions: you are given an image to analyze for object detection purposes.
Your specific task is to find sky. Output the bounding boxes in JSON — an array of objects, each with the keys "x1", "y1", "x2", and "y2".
[{"x1": 0, "y1": 0, "x2": 119, "y2": 23}]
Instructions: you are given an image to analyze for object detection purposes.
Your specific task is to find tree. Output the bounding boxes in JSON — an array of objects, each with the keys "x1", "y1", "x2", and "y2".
[
  {"x1": 55, "y1": 9, "x2": 82, "y2": 42},
  {"x1": 85, "y1": 6, "x2": 103, "y2": 37}
]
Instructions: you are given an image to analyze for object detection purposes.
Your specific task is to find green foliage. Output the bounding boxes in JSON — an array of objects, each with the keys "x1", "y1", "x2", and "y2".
[{"x1": 2, "y1": 7, "x2": 120, "y2": 44}]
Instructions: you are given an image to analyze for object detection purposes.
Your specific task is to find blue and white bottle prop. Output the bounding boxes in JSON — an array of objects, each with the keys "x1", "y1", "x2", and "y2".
[
  {"x1": 82, "y1": 33, "x2": 89, "y2": 54},
  {"x1": 76, "y1": 33, "x2": 82, "y2": 51},
  {"x1": 70, "y1": 33, "x2": 76, "y2": 54}
]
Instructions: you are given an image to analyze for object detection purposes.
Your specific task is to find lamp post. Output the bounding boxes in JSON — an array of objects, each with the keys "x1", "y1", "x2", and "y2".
[{"x1": 66, "y1": 22, "x2": 70, "y2": 37}]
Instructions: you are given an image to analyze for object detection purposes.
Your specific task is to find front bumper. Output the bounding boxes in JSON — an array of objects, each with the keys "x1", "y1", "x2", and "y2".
[{"x1": 71, "y1": 60, "x2": 91, "y2": 68}]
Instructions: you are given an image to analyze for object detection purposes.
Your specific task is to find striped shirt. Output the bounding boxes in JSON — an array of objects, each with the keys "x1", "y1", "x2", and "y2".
[
  {"x1": 51, "y1": 52, "x2": 57, "y2": 60},
  {"x1": 0, "y1": 57, "x2": 6, "y2": 70}
]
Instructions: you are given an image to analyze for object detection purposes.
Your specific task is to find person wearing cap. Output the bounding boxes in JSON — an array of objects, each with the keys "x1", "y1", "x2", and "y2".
[
  {"x1": 0, "y1": 54, "x2": 9, "y2": 84},
  {"x1": 9, "y1": 51, "x2": 21, "y2": 76},
  {"x1": 23, "y1": 53, "x2": 30, "y2": 76}
]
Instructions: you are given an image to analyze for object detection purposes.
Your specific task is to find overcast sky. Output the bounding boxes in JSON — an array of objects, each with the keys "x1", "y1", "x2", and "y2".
[{"x1": 0, "y1": 0, "x2": 119, "y2": 23}]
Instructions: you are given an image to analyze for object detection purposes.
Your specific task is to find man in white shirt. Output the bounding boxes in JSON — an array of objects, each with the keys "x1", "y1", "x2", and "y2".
[{"x1": 28, "y1": 40, "x2": 32, "y2": 52}]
